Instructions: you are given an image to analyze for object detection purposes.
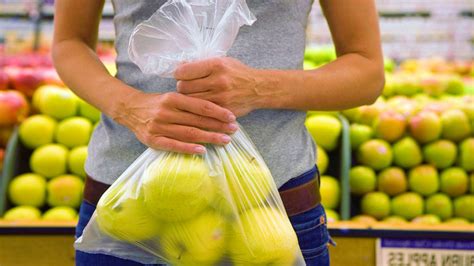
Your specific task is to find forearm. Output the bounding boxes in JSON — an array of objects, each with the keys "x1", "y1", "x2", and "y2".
[
  {"x1": 52, "y1": 39, "x2": 137, "y2": 119},
  {"x1": 255, "y1": 53, "x2": 384, "y2": 111}
]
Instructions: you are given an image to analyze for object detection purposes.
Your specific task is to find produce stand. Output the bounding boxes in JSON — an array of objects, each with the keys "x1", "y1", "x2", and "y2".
[{"x1": 1, "y1": 222, "x2": 473, "y2": 266}]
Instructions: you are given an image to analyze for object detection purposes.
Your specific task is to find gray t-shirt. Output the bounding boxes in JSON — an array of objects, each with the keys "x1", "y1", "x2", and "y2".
[{"x1": 86, "y1": 0, "x2": 317, "y2": 188}]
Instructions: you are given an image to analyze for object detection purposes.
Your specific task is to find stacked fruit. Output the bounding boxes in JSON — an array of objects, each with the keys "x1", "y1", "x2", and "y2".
[
  {"x1": 305, "y1": 113, "x2": 344, "y2": 222},
  {"x1": 345, "y1": 94, "x2": 473, "y2": 225},
  {"x1": 2, "y1": 86, "x2": 101, "y2": 222}
]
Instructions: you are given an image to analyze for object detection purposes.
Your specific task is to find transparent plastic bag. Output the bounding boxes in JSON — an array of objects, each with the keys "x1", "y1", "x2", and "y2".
[
  {"x1": 128, "y1": 0, "x2": 256, "y2": 77},
  {"x1": 75, "y1": 0, "x2": 305, "y2": 265}
]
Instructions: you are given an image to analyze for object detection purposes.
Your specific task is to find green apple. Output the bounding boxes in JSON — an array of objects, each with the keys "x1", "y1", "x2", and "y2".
[
  {"x1": 445, "y1": 75, "x2": 465, "y2": 95},
  {"x1": 458, "y1": 138, "x2": 474, "y2": 171},
  {"x1": 384, "y1": 58, "x2": 396, "y2": 73},
  {"x1": 223, "y1": 155, "x2": 273, "y2": 212},
  {"x1": 161, "y1": 210, "x2": 227, "y2": 265},
  {"x1": 325, "y1": 209, "x2": 340, "y2": 223},
  {"x1": 412, "y1": 214, "x2": 441, "y2": 225},
  {"x1": 408, "y1": 111, "x2": 442, "y2": 144},
  {"x1": 423, "y1": 140, "x2": 457, "y2": 169},
  {"x1": 78, "y1": 98, "x2": 101, "y2": 123},
  {"x1": 349, "y1": 166, "x2": 376, "y2": 195},
  {"x1": 3, "y1": 206, "x2": 41, "y2": 221},
  {"x1": 444, "y1": 218, "x2": 470, "y2": 225},
  {"x1": 361, "y1": 192, "x2": 391, "y2": 220},
  {"x1": 55, "y1": 117, "x2": 92, "y2": 148},
  {"x1": 229, "y1": 207, "x2": 299, "y2": 265},
  {"x1": 143, "y1": 154, "x2": 215, "y2": 222},
  {"x1": 373, "y1": 111, "x2": 406, "y2": 143},
  {"x1": 305, "y1": 115, "x2": 341, "y2": 151},
  {"x1": 19, "y1": 115, "x2": 57, "y2": 149},
  {"x1": 316, "y1": 145, "x2": 329, "y2": 175},
  {"x1": 377, "y1": 167, "x2": 407, "y2": 196},
  {"x1": 392, "y1": 137, "x2": 423, "y2": 169},
  {"x1": 303, "y1": 60, "x2": 318, "y2": 70},
  {"x1": 408, "y1": 165, "x2": 439, "y2": 196},
  {"x1": 351, "y1": 215, "x2": 378, "y2": 225},
  {"x1": 382, "y1": 216, "x2": 408, "y2": 224},
  {"x1": 320, "y1": 176, "x2": 340, "y2": 209},
  {"x1": 42, "y1": 206, "x2": 78, "y2": 221},
  {"x1": 357, "y1": 139, "x2": 393, "y2": 170},
  {"x1": 453, "y1": 195, "x2": 474, "y2": 222},
  {"x1": 32, "y1": 85, "x2": 60, "y2": 111},
  {"x1": 47, "y1": 175, "x2": 84, "y2": 208},
  {"x1": 441, "y1": 109, "x2": 471, "y2": 142},
  {"x1": 440, "y1": 168, "x2": 468, "y2": 197},
  {"x1": 341, "y1": 108, "x2": 361, "y2": 123},
  {"x1": 470, "y1": 172, "x2": 474, "y2": 194},
  {"x1": 350, "y1": 124, "x2": 373, "y2": 150},
  {"x1": 39, "y1": 87, "x2": 78, "y2": 120},
  {"x1": 97, "y1": 185, "x2": 161, "y2": 242},
  {"x1": 68, "y1": 146, "x2": 88, "y2": 177},
  {"x1": 391, "y1": 192, "x2": 424, "y2": 220},
  {"x1": 8, "y1": 173, "x2": 46, "y2": 207},
  {"x1": 30, "y1": 144, "x2": 69, "y2": 178},
  {"x1": 425, "y1": 193, "x2": 452, "y2": 220}
]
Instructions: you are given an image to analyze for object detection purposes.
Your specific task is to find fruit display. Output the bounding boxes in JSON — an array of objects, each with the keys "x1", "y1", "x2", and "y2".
[
  {"x1": 1, "y1": 85, "x2": 102, "y2": 222},
  {"x1": 305, "y1": 113, "x2": 346, "y2": 223},
  {"x1": 342, "y1": 58, "x2": 474, "y2": 225}
]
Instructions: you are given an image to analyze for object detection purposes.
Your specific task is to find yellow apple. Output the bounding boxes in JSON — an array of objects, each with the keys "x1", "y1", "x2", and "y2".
[
  {"x1": 143, "y1": 154, "x2": 215, "y2": 222},
  {"x1": 161, "y1": 210, "x2": 228, "y2": 265}
]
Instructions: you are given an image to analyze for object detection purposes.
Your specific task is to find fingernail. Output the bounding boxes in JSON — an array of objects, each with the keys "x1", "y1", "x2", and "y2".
[
  {"x1": 228, "y1": 123, "x2": 238, "y2": 131},
  {"x1": 194, "y1": 146, "x2": 206, "y2": 154},
  {"x1": 221, "y1": 135, "x2": 231, "y2": 143},
  {"x1": 227, "y1": 114, "x2": 236, "y2": 122}
]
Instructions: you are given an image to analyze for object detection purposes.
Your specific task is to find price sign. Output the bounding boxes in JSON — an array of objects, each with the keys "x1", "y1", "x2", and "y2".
[{"x1": 376, "y1": 238, "x2": 474, "y2": 266}]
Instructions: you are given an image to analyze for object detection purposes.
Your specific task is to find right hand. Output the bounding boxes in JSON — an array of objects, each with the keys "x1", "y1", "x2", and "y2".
[{"x1": 114, "y1": 91, "x2": 238, "y2": 154}]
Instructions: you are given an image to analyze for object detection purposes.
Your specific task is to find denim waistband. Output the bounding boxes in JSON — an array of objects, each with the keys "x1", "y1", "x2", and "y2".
[{"x1": 279, "y1": 165, "x2": 319, "y2": 191}]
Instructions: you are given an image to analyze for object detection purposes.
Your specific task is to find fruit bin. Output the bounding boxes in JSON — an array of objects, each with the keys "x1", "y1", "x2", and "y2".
[
  {"x1": 308, "y1": 112, "x2": 351, "y2": 221},
  {"x1": 332, "y1": 114, "x2": 351, "y2": 220},
  {"x1": 0, "y1": 127, "x2": 31, "y2": 216}
]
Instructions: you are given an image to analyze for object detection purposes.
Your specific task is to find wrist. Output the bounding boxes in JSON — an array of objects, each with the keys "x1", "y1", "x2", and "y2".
[
  {"x1": 252, "y1": 69, "x2": 290, "y2": 109},
  {"x1": 107, "y1": 80, "x2": 144, "y2": 125}
]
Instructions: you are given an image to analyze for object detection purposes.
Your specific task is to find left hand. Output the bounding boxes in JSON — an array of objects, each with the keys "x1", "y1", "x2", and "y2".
[{"x1": 174, "y1": 57, "x2": 262, "y2": 117}]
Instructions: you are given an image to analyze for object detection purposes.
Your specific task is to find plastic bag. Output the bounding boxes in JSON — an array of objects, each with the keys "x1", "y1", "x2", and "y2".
[
  {"x1": 128, "y1": 0, "x2": 256, "y2": 77},
  {"x1": 75, "y1": 0, "x2": 305, "y2": 265}
]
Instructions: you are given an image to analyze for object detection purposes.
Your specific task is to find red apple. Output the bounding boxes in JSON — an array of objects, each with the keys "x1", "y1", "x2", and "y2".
[
  {"x1": 0, "y1": 70, "x2": 9, "y2": 90},
  {"x1": 0, "y1": 90, "x2": 30, "y2": 126},
  {"x1": 0, "y1": 126, "x2": 13, "y2": 147},
  {"x1": 7, "y1": 67, "x2": 45, "y2": 97},
  {"x1": 41, "y1": 68, "x2": 64, "y2": 86},
  {"x1": 409, "y1": 111, "x2": 442, "y2": 144},
  {"x1": 373, "y1": 111, "x2": 407, "y2": 143},
  {"x1": 0, "y1": 148, "x2": 4, "y2": 171}
]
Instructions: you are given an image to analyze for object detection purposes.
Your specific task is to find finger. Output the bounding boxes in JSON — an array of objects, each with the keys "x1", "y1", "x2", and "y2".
[
  {"x1": 171, "y1": 111, "x2": 238, "y2": 134},
  {"x1": 160, "y1": 124, "x2": 231, "y2": 145},
  {"x1": 149, "y1": 136, "x2": 206, "y2": 154},
  {"x1": 173, "y1": 93, "x2": 236, "y2": 122},
  {"x1": 174, "y1": 58, "x2": 216, "y2": 80},
  {"x1": 176, "y1": 78, "x2": 212, "y2": 94}
]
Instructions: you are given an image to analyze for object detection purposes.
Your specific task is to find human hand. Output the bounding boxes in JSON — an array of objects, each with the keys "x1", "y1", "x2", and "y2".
[
  {"x1": 114, "y1": 91, "x2": 238, "y2": 154},
  {"x1": 174, "y1": 57, "x2": 263, "y2": 117}
]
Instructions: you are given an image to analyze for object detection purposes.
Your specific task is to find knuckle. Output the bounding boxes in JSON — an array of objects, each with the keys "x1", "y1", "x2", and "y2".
[
  {"x1": 212, "y1": 58, "x2": 225, "y2": 69},
  {"x1": 200, "y1": 102, "x2": 214, "y2": 114},
  {"x1": 185, "y1": 127, "x2": 199, "y2": 139},
  {"x1": 161, "y1": 92, "x2": 177, "y2": 103}
]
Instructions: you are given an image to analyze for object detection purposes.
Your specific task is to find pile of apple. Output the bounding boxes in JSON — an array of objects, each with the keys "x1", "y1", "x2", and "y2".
[
  {"x1": 345, "y1": 93, "x2": 474, "y2": 225},
  {"x1": 305, "y1": 113, "x2": 344, "y2": 223},
  {"x1": 2, "y1": 85, "x2": 101, "y2": 222},
  {"x1": 93, "y1": 152, "x2": 300, "y2": 264},
  {"x1": 384, "y1": 58, "x2": 474, "y2": 97}
]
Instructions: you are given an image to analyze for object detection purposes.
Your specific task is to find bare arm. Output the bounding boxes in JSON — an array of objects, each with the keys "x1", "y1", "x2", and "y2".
[
  {"x1": 53, "y1": 0, "x2": 237, "y2": 154},
  {"x1": 175, "y1": 0, "x2": 385, "y2": 115}
]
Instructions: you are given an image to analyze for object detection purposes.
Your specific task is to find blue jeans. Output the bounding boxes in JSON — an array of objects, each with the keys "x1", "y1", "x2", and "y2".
[{"x1": 76, "y1": 167, "x2": 333, "y2": 266}]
